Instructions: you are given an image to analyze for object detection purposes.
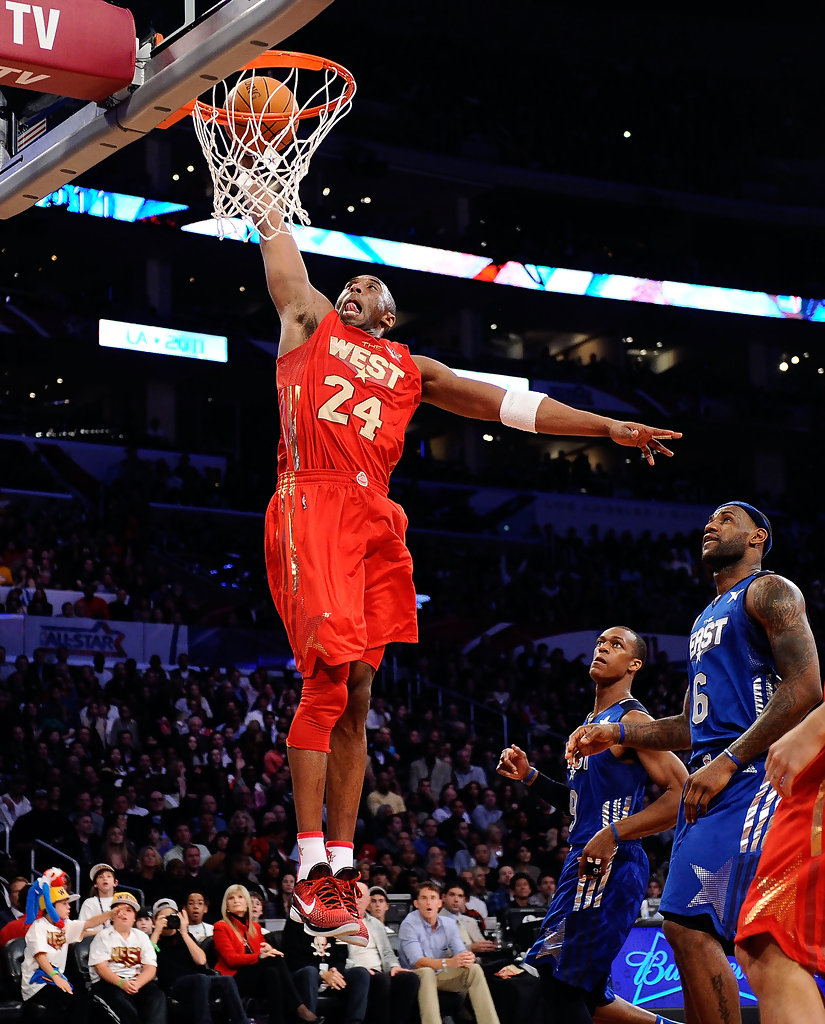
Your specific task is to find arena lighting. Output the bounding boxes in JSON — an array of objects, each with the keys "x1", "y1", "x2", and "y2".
[
  {"x1": 36, "y1": 185, "x2": 188, "y2": 222},
  {"x1": 34, "y1": 187, "x2": 825, "y2": 323},
  {"x1": 99, "y1": 318, "x2": 228, "y2": 363}
]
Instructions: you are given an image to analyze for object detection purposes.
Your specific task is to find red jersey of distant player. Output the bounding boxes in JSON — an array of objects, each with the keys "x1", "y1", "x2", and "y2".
[{"x1": 276, "y1": 310, "x2": 422, "y2": 486}]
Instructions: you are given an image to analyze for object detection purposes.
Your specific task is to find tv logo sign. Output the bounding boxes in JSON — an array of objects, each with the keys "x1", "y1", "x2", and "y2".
[{"x1": 613, "y1": 927, "x2": 756, "y2": 1008}]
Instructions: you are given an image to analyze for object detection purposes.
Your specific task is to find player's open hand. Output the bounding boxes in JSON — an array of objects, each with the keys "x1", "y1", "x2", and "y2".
[
  {"x1": 681, "y1": 756, "x2": 737, "y2": 824},
  {"x1": 608, "y1": 422, "x2": 682, "y2": 465},
  {"x1": 496, "y1": 744, "x2": 529, "y2": 780},
  {"x1": 565, "y1": 723, "x2": 619, "y2": 764},
  {"x1": 765, "y1": 717, "x2": 823, "y2": 797}
]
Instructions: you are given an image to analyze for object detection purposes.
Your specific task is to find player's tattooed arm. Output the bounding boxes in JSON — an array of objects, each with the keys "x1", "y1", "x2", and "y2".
[
  {"x1": 567, "y1": 690, "x2": 691, "y2": 761},
  {"x1": 731, "y1": 574, "x2": 823, "y2": 764}
]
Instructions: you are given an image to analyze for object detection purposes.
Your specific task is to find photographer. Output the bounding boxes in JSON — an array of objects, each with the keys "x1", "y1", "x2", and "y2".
[{"x1": 151, "y1": 898, "x2": 249, "y2": 1024}]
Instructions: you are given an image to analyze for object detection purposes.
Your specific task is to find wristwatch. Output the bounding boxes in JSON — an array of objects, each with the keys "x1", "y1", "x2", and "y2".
[{"x1": 442, "y1": 958, "x2": 447, "y2": 970}]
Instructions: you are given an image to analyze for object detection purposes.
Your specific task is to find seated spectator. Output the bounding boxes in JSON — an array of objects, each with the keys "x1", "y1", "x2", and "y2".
[
  {"x1": 78, "y1": 862, "x2": 119, "y2": 934},
  {"x1": 440, "y1": 880, "x2": 543, "y2": 1024},
  {"x1": 0, "y1": 882, "x2": 30, "y2": 947},
  {"x1": 122, "y1": 844, "x2": 168, "y2": 909},
  {"x1": 0, "y1": 875, "x2": 28, "y2": 928},
  {"x1": 513, "y1": 845, "x2": 541, "y2": 885},
  {"x1": 213, "y1": 884, "x2": 321, "y2": 1023},
  {"x1": 152, "y1": 897, "x2": 248, "y2": 1024},
  {"x1": 281, "y1": 916, "x2": 369, "y2": 1024},
  {"x1": 452, "y1": 747, "x2": 487, "y2": 790},
  {"x1": 88, "y1": 890, "x2": 167, "y2": 1024},
  {"x1": 535, "y1": 873, "x2": 556, "y2": 910},
  {"x1": 99, "y1": 821, "x2": 138, "y2": 874},
  {"x1": 471, "y1": 788, "x2": 503, "y2": 835},
  {"x1": 413, "y1": 818, "x2": 446, "y2": 859},
  {"x1": 367, "y1": 886, "x2": 392, "y2": 931},
  {"x1": 183, "y1": 889, "x2": 214, "y2": 941},
  {"x1": 486, "y1": 866, "x2": 515, "y2": 915},
  {"x1": 164, "y1": 821, "x2": 211, "y2": 867},
  {"x1": 366, "y1": 771, "x2": 407, "y2": 818},
  {"x1": 22, "y1": 874, "x2": 112, "y2": 1022},
  {"x1": 397, "y1": 881, "x2": 500, "y2": 1024},
  {"x1": 136, "y1": 908, "x2": 155, "y2": 934},
  {"x1": 346, "y1": 881, "x2": 420, "y2": 1024},
  {"x1": 74, "y1": 585, "x2": 110, "y2": 620}
]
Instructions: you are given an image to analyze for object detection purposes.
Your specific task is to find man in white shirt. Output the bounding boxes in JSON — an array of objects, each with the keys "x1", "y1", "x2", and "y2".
[
  {"x1": 163, "y1": 822, "x2": 210, "y2": 867},
  {"x1": 88, "y1": 890, "x2": 167, "y2": 1023},
  {"x1": 346, "y1": 881, "x2": 419, "y2": 1024}
]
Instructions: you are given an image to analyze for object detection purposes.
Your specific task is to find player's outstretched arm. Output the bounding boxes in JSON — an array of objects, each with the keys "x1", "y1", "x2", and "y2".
[
  {"x1": 241, "y1": 164, "x2": 332, "y2": 355},
  {"x1": 566, "y1": 691, "x2": 692, "y2": 764},
  {"x1": 415, "y1": 357, "x2": 681, "y2": 464}
]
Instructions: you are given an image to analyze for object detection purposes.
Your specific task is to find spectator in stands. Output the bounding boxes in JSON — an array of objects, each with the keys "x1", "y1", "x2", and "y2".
[
  {"x1": 367, "y1": 886, "x2": 391, "y2": 928},
  {"x1": 74, "y1": 585, "x2": 110, "y2": 620},
  {"x1": 10, "y1": 787, "x2": 73, "y2": 862},
  {"x1": 88, "y1": 890, "x2": 167, "y2": 1023},
  {"x1": 63, "y1": 812, "x2": 98, "y2": 875},
  {"x1": 486, "y1": 866, "x2": 515, "y2": 916},
  {"x1": 346, "y1": 880, "x2": 420, "y2": 1024},
  {"x1": 508, "y1": 873, "x2": 543, "y2": 910},
  {"x1": 136, "y1": 909, "x2": 155, "y2": 934},
  {"x1": 472, "y1": 788, "x2": 503, "y2": 834},
  {"x1": 122, "y1": 844, "x2": 167, "y2": 909},
  {"x1": 366, "y1": 771, "x2": 407, "y2": 817},
  {"x1": 107, "y1": 587, "x2": 133, "y2": 621},
  {"x1": 535, "y1": 873, "x2": 556, "y2": 909},
  {"x1": 0, "y1": 775, "x2": 32, "y2": 829},
  {"x1": 453, "y1": 746, "x2": 488, "y2": 789},
  {"x1": 164, "y1": 821, "x2": 210, "y2": 867},
  {"x1": 440, "y1": 880, "x2": 543, "y2": 1024},
  {"x1": 409, "y1": 739, "x2": 452, "y2": 798},
  {"x1": 99, "y1": 822, "x2": 138, "y2": 874},
  {"x1": 281, "y1": 916, "x2": 368, "y2": 1024},
  {"x1": 152, "y1": 898, "x2": 249, "y2": 1024},
  {"x1": 413, "y1": 818, "x2": 446, "y2": 859},
  {"x1": 183, "y1": 890, "x2": 214, "y2": 941},
  {"x1": 213, "y1": 884, "x2": 322, "y2": 1023},
  {"x1": 0, "y1": 881, "x2": 30, "y2": 945},
  {"x1": 78, "y1": 863, "x2": 119, "y2": 934},
  {"x1": 21, "y1": 878, "x2": 112, "y2": 1021},
  {"x1": 398, "y1": 881, "x2": 500, "y2": 1024},
  {"x1": 27, "y1": 587, "x2": 53, "y2": 616},
  {"x1": 513, "y1": 845, "x2": 541, "y2": 885}
]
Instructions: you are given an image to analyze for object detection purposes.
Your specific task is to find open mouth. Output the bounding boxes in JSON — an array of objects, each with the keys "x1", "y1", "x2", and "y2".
[
  {"x1": 343, "y1": 299, "x2": 362, "y2": 314},
  {"x1": 592, "y1": 656, "x2": 606, "y2": 666}
]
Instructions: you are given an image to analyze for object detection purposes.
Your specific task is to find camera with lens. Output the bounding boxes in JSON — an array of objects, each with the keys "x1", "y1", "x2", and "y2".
[{"x1": 165, "y1": 914, "x2": 181, "y2": 930}]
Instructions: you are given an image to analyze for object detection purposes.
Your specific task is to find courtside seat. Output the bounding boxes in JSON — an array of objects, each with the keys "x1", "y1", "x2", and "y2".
[{"x1": 0, "y1": 938, "x2": 29, "y2": 1021}]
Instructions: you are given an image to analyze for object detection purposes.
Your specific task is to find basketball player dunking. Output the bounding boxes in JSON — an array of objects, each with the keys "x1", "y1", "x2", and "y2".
[{"x1": 251, "y1": 186, "x2": 682, "y2": 943}]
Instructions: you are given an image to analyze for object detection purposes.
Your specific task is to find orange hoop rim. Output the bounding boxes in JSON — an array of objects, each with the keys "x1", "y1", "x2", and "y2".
[{"x1": 158, "y1": 50, "x2": 355, "y2": 130}]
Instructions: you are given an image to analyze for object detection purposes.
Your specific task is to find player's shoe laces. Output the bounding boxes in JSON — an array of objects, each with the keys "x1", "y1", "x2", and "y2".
[
  {"x1": 332, "y1": 867, "x2": 369, "y2": 947},
  {"x1": 290, "y1": 862, "x2": 361, "y2": 937}
]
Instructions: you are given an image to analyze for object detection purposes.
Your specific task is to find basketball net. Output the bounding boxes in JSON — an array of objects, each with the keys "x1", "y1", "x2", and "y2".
[{"x1": 190, "y1": 52, "x2": 355, "y2": 241}]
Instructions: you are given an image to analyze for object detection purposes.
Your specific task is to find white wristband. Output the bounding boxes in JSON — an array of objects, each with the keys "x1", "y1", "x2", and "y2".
[{"x1": 499, "y1": 389, "x2": 547, "y2": 433}]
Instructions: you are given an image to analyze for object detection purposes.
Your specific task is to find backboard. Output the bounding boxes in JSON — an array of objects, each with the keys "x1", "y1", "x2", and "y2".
[{"x1": 0, "y1": 0, "x2": 335, "y2": 219}]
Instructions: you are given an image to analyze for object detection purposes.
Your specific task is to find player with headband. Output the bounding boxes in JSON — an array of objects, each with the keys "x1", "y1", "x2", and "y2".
[
  {"x1": 567, "y1": 501, "x2": 821, "y2": 1024},
  {"x1": 249, "y1": 185, "x2": 682, "y2": 944}
]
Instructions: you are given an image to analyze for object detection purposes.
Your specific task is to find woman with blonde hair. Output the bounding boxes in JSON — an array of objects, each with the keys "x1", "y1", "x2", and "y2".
[{"x1": 213, "y1": 884, "x2": 322, "y2": 1023}]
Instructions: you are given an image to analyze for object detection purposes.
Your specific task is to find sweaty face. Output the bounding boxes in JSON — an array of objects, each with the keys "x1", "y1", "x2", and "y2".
[
  {"x1": 335, "y1": 276, "x2": 395, "y2": 337},
  {"x1": 590, "y1": 627, "x2": 641, "y2": 684},
  {"x1": 702, "y1": 505, "x2": 761, "y2": 570}
]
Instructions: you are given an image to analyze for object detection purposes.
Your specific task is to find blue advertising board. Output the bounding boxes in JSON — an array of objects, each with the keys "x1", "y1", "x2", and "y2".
[{"x1": 611, "y1": 924, "x2": 756, "y2": 1009}]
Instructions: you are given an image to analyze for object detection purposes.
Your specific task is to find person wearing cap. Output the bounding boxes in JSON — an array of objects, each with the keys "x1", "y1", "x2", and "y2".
[
  {"x1": 21, "y1": 877, "x2": 113, "y2": 1021},
  {"x1": 346, "y1": 880, "x2": 420, "y2": 1024},
  {"x1": 88, "y1": 890, "x2": 167, "y2": 1023},
  {"x1": 151, "y1": 897, "x2": 249, "y2": 1024},
  {"x1": 78, "y1": 863, "x2": 118, "y2": 934},
  {"x1": 568, "y1": 500, "x2": 822, "y2": 1024}
]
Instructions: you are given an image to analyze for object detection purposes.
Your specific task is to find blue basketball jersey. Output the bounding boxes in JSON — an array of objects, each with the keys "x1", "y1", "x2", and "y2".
[
  {"x1": 567, "y1": 698, "x2": 649, "y2": 848},
  {"x1": 687, "y1": 570, "x2": 778, "y2": 768},
  {"x1": 526, "y1": 698, "x2": 651, "y2": 995}
]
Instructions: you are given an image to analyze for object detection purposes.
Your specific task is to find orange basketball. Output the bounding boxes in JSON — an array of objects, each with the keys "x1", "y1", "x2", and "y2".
[{"x1": 226, "y1": 75, "x2": 297, "y2": 152}]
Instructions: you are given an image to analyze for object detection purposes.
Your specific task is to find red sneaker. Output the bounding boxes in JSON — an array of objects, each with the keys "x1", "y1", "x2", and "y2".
[
  {"x1": 332, "y1": 867, "x2": 369, "y2": 947},
  {"x1": 291, "y1": 863, "x2": 361, "y2": 937}
]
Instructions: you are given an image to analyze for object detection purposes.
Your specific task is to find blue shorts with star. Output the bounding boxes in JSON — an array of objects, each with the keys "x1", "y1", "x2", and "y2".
[
  {"x1": 660, "y1": 759, "x2": 776, "y2": 941},
  {"x1": 525, "y1": 840, "x2": 649, "y2": 997}
]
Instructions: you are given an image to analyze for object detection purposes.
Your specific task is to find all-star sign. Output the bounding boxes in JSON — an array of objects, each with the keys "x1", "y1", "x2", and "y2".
[{"x1": 0, "y1": 0, "x2": 135, "y2": 101}]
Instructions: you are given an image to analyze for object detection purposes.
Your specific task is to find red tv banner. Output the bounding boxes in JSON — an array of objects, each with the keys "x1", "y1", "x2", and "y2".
[{"x1": 0, "y1": 0, "x2": 135, "y2": 101}]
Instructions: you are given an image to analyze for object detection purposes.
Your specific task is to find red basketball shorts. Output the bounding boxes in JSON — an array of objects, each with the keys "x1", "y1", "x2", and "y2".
[
  {"x1": 265, "y1": 469, "x2": 418, "y2": 678},
  {"x1": 736, "y1": 746, "x2": 825, "y2": 972}
]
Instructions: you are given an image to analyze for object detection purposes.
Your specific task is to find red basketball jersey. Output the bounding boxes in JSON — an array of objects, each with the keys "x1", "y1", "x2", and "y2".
[{"x1": 276, "y1": 311, "x2": 422, "y2": 490}]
